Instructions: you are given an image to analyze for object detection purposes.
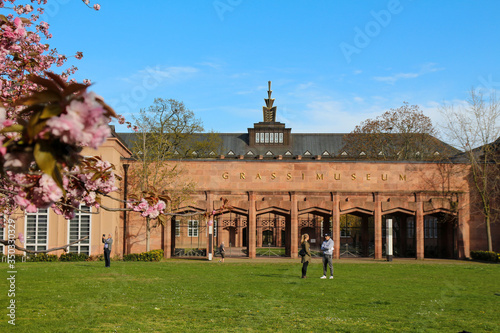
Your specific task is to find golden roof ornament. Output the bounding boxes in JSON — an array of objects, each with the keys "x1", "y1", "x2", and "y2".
[{"x1": 263, "y1": 81, "x2": 277, "y2": 122}]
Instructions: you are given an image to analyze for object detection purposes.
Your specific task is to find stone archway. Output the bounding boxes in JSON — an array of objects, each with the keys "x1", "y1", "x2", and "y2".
[
  {"x1": 298, "y1": 208, "x2": 332, "y2": 251},
  {"x1": 423, "y1": 212, "x2": 456, "y2": 259}
]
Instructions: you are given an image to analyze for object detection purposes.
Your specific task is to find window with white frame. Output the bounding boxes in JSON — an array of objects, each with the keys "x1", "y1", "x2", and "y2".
[
  {"x1": 25, "y1": 209, "x2": 49, "y2": 251},
  {"x1": 255, "y1": 132, "x2": 284, "y2": 145},
  {"x1": 175, "y1": 220, "x2": 180, "y2": 237},
  {"x1": 188, "y1": 220, "x2": 198, "y2": 237},
  {"x1": 68, "y1": 205, "x2": 91, "y2": 255}
]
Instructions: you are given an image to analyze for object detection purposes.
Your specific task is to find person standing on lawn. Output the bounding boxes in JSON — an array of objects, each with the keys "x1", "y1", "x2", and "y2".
[
  {"x1": 320, "y1": 233, "x2": 334, "y2": 279},
  {"x1": 300, "y1": 233, "x2": 311, "y2": 278},
  {"x1": 218, "y1": 241, "x2": 225, "y2": 263},
  {"x1": 102, "y1": 234, "x2": 113, "y2": 267}
]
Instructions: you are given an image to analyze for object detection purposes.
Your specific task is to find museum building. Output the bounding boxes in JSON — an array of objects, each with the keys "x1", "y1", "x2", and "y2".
[{"x1": 3, "y1": 84, "x2": 498, "y2": 260}]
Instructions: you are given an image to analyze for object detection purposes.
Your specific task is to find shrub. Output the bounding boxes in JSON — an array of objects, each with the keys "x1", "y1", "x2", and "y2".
[
  {"x1": 470, "y1": 250, "x2": 499, "y2": 263},
  {"x1": 123, "y1": 249, "x2": 164, "y2": 262},
  {"x1": 59, "y1": 252, "x2": 89, "y2": 262},
  {"x1": 86, "y1": 254, "x2": 104, "y2": 261},
  {"x1": 26, "y1": 253, "x2": 58, "y2": 262},
  {"x1": 1, "y1": 254, "x2": 26, "y2": 262}
]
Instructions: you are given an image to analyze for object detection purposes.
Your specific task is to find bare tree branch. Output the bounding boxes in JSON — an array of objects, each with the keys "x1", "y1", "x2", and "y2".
[{"x1": 0, "y1": 236, "x2": 89, "y2": 254}]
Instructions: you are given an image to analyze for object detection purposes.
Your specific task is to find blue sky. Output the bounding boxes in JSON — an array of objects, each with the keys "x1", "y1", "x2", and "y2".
[{"x1": 28, "y1": 0, "x2": 500, "y2": 136}]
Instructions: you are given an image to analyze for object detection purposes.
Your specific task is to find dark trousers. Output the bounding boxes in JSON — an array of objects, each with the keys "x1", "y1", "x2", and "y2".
[
  {"x1": 322, "y1": 255, "x2": 333, "y2": 276},
  {"x1": 301, "y1": 261, "x2": 309, "y2": 277},
  {"x1": 104, "y1": 248, "x2": 111, "y2": 267}
]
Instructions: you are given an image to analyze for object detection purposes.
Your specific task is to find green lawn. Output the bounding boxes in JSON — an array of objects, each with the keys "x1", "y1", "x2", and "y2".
[{"x1": 1, "y1": 258, "x2": 499, "y2": 332}]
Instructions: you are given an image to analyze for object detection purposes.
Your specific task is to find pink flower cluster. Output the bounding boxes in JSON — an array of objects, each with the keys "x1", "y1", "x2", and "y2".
[
  {"x1": 45, "y1": 91, "x2": 111, "y2": 149},
  {"x1": 0, "y1": 16, "x2": 27, "y2": 65},
  {"x1": 51, "y1": 158, "x2": 118, "y2": 219},
  {"x1": 77, "y1": 158, "x2": 118, "y2": 206},
  {"x1": 1, "y1": 171, "x2": 62, "y2": 214},
  {"x1": 0, "y1": 1, "x2": 117, "y2": 218},
  {"x1": 0, "y1": 107, "x2": 12, "y2": 156},
  {"x1": 128, "y1": 198, "x2": 166, "y2": 219}
]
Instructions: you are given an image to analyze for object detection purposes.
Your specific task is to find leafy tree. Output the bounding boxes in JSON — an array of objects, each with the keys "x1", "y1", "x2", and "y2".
[
  {"x1": 440, "y1": 89, "x2": 500, "y2": 251},
  {"x1": 342, "y1": 102, "x2": 449, "y2": 160},
  {"x1": 127, "y1": 98, "x2": 222, "y2": 250}
]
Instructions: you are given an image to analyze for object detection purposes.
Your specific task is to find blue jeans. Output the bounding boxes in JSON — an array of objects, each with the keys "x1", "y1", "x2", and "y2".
[{"x1": 322, "y1": 254, "x2": 333, "y2": 276}]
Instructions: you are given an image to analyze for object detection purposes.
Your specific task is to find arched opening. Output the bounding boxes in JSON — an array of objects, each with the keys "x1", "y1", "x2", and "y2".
[
  {"x1": 256, "y1": 210, "x2": 289, "y2": 257},
  {"x1": 298, "y1": 211, "x2": 331, "y2": 252},
  {"x1": 169, "y1": 207, "x2": 207, "y2": 257},
  {"x1": 424, "y1": 213, "x2": 456, "y2": 259},
  {"x1": 214, "y1": 211, "x2": 248, "y2": 257},
  {"x1": 381, "y1": 213, "x2": 415, "y2": 258},
  {"x1": 339, "y1": 213, "x2": 363, "y2": 257}
]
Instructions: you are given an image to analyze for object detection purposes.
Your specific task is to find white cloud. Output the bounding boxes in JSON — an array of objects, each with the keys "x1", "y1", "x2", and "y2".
[
  {"x1": 198, "y1": 62, "x2": 223, "y2": 70},
  {"x1": 120, "y1": 66, "x2": 199, "y2": 84},
  {"x1": 372, "y1": 63, "x2": 444, "y2": 84},
  {"x1": 296, "y1": 82, "x2": 314, "y2": 90}
]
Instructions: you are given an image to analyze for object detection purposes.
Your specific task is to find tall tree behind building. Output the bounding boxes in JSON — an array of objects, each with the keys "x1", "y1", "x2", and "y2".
[
  {"x1": 440, "y1": 89, "x2": 500, "y2": 252},
  {"x1": 128, "y1": 98, "x2": 222, "y2": 250},
  {"x1": 342, "y1": 103, "x2": 447, "y2": 160}
]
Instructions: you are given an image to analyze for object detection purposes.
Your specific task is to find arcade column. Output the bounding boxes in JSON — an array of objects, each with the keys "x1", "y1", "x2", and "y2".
[
  {"x1": 248, "y1": 191, "x2": 257, "y2": 258},
  {"x1": 374, "y1": 192, "x2": 382, "y2": 259},
  {"x1": 458, "y1": 192, "x2": 470, "y2": 259},
  {"x1": 163, "y1": 215, "x2": 172, "y2": 258},
  {"x1": 415, "y1": 193, "x2": 425, "y2": 260},
  {"x1": 332, "y1": 192, "x2": 340, "y2": 259},
  {"x1": 290, "y1": 192, "x2": 298, "y2": 258}
]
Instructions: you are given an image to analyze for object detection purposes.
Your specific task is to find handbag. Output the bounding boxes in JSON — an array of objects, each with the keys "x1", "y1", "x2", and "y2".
[{"x1": 299, "y1": 248, "x2": 306, "y2": 257}]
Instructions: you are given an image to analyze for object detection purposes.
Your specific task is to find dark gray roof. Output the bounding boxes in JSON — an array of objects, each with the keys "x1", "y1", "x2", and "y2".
[
  {"x1": 117, "y1": 132, "x2": 348, "y2": 158},
  {"x1": 217, "y1": 133, "x2": 347, "y2": 157},
  {"x1": 116, "y1": 131, "x2": 460, "y2": 160}
]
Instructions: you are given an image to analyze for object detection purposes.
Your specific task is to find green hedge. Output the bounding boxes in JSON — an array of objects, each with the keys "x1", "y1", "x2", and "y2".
[
  {"x1": 470, "y1": 250, "x2": 500, "y2": 262},
  {"x1": 86, "y1": 254, "x2": 104, "y2": 261},
  {"x1": 123, "y1": 249, "x2": 164, "y2": 262},
  {"x1": 26, "y1": 253, "x2": 59, "y2": 262},
  {"x1": 59, "y1": 252, "x2": 89, "y2": 262}
]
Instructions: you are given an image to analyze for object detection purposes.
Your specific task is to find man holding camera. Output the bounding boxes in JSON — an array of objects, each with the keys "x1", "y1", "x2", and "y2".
[{"x1": 102, "y1": 234, "x2": 113, "y2": 267}]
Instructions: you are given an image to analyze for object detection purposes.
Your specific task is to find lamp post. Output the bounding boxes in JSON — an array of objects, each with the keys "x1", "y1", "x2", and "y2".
[
  {"x1": 207, "y1": 218, "x2": 213, "y2": 261},
  {"x1": 386, "y1": 218, "x2": 393, "y2": 261},
  {"x1": 122, "y1": 163, "x2": 129, "y2": 256}
]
